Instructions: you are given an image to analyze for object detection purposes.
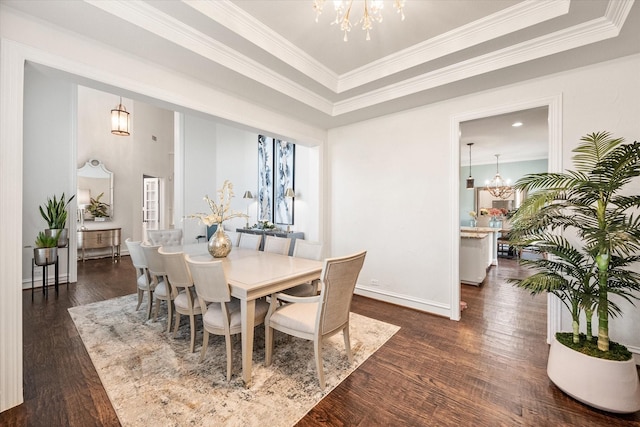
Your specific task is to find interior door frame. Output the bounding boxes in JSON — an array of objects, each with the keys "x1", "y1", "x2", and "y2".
[{"x1": 449, "y1": 95, "x2": 563, "y2": 344}]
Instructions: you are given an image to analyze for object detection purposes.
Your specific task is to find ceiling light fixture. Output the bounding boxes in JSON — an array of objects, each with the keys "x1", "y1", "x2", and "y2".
[
  {"x1": 466, "y1": 143, "x2": 474, "y2": 189},
  {"x1": 313, "y1": 0, "x2": 406, "y2": 42},
  {"x1": 512, "y1": 121, "x2": 523, "y2": 127},
  {"x1": 111, "y1": 96, "x2": 130, "y2": 136},
  {"x1": 485, "y1": 154, "x2": 513, "y2": 199}
]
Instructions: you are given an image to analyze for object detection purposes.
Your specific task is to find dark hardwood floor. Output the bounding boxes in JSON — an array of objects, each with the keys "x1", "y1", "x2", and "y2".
[{"x1": 1, "y1": 256, "x2": 639, "y2": 426}]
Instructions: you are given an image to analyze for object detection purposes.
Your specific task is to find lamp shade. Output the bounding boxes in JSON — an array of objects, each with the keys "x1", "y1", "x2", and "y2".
[
  {"x1": 77, "y1": 188, "x2": 91, "y2": 207},
  {"x1": 111, "y1": 97, "x2": 130, "y2": 136},
  {"x1": 284, "y1": 188, "x2": 295, "y2": 198},
  {"x1": 243, "y1": 191, "x2": 254, "y2": 199}
]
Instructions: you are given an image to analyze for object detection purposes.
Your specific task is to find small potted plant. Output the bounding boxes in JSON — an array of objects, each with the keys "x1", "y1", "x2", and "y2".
[
  {"x1": 508, "y1": 131, "x2": 640, "y2": 413},
  {"x1": 86, "y1": 192, "x2": 110, "y2": 221},
  {"x1": 39, "y1": 193, "x2": 75, "y2": 247},
  {"x1": 33, "y1": 230, "x2": 58, "y2": 266}
]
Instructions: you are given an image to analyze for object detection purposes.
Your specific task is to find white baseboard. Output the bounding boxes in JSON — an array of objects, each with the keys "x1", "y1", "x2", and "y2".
[{"x1": 354, "y1": 285, "x2": 451, "y2": 318}]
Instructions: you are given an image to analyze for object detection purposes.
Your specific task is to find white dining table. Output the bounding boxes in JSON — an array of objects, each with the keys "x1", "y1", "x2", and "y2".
[{"x1": 163, "y1": 243, "x2": 323, "y2": 387}]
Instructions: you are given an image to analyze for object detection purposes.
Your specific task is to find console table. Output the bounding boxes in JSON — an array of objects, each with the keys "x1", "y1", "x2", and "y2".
[
  {"x1": 78, "y1": 228, "x2": 121, "y2": 262},
  {"x1": 236, "y1": 228, "x2": 304, "y2": 256}
]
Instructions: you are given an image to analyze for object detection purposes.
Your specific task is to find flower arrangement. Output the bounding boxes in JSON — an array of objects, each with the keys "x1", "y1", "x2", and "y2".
[
  {"x1": 469, "y1": 211, "x2": 477, "y2": 219},
  {"x1": 189, "y1": 180, "x2": 247, "y2": 226},
  {"x1": 254, "y1": 220, "x2": 276, "y2": 230},
  {"x1": 479, "y1": 208, "x2": 489, "y2": 216}
]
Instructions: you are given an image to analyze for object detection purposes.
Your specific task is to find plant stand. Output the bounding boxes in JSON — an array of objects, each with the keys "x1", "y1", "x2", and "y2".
[
  {"x1": 31, "y1": 255, "x2": 59, "y2": 301},
  {"x1": 547, "y1": 335, "x2": 640, "y2": 413}
]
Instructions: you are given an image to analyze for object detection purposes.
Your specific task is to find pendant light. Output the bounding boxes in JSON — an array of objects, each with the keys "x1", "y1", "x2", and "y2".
[
  {"x1": 485, "y1": 154, "x2": 513, "y2": 199},
  {"x1": 111, "y1": 96, "x2": 130, "y2": 136},
  {"x1": 466, "y1": 143, "x2": 475, "y2": 189}
]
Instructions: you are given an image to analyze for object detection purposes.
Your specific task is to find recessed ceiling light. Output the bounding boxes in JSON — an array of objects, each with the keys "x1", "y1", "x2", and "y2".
[{"x1": 512, "y1": 122, "x2": 523, "y2": 127}]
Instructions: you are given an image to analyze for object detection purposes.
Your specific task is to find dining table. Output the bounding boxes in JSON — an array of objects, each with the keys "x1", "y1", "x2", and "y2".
[{"x1": 162, "y1": 243, "x2": 323, "y2": 387}]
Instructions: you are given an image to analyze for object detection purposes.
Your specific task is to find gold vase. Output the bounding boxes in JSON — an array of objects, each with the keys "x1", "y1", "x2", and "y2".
[{"x1": 207, "y1": 224, "x2": 232, "y2": 258}]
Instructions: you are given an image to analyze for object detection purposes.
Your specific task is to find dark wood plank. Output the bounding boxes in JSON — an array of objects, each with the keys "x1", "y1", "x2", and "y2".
[{"x1": 1, "y1": 257, "x2": 639, "y2": 426}]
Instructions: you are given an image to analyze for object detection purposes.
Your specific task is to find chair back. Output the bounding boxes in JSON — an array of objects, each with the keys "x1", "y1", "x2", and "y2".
[
  {"x1": 147, "y1": 229, "x2": 183, "y2": 246},
  {"x1": 264, "y1": 235, "x2": 291, "y2": 255},
  {"x1": 141, "y1": 244, "x2": 165, "y2": 277},
  {"x1": 226, "y1": 231, "x2": 240, "y2": 247},
  {"x1": 158, "y1": 248, "x2": 192, "y2": 290},
  {"x1": 185, "y1": 256, "x2": 231, "y2": 303},
  {"x1": 318, "y1": 251, "x2": 367, "y2": 335},
  {"x1": 238, "y1": 233, "x2": 262, "y2": 250},
  {"x1": 125, "y1": 238, "x2": 147, "y2": 269},
  {"x1": 292, "y1": 240, "x2": 323, "y2": 261}
]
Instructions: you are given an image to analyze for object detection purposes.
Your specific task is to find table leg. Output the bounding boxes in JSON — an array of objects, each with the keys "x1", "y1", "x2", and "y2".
[{"x1": 240, "y1": 298, "x2": 256, "y2": 387}]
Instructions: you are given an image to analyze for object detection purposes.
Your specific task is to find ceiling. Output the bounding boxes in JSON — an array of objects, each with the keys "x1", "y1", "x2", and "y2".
[{"x1": 4, "y1": 0, "x2": 639, "y2": 142}]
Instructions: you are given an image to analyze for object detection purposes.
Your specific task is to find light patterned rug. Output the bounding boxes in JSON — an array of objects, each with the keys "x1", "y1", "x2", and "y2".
[{"x1": 68, "y1": 294, "x2": 400, "y2": 426}]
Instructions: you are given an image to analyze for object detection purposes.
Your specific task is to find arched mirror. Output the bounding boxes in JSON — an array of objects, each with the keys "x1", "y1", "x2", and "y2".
[{"x1": 77, "y1": 159, "x2": 114, "y2": 221}]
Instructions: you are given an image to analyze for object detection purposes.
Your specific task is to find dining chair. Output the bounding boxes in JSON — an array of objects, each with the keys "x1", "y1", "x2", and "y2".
[
  {"x1": 263, "y1": 235, "x2": 291, "y2": 255},
  {"x1": 185, "y1": 255, "x2": 270, "y2": 381},
  {"x1": 158, "y1": 248, "x2": 202, "y2": 352},
  {"x1": 238, "y1": 233, "x2": 262, "y2": 250},
  {"x1": 125, "y1": 238, "x2": 154, "y2": 319},
  {"x1": 147, "y1": 229, "x2": 183, "y2": 246},
  {"x1": 286, "y1": 240, "x2": 323, "y2": 297},
  {"x1": 226, "y1": 230, "x2": 240, "y2": 247},
  {"x1": 141, "y1": 243, "x2": 177, "y2": 332},
  {"x1": 265, "y1": 250, "x2": 366, "y2": 390}
]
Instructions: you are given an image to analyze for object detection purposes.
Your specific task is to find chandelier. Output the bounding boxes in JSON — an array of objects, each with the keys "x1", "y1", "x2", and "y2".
[
  {"x1": 485, "y1": 154, "x2": 513, "y2": 199},
  {"x1": 313, "y1": 0, "x2": 406, "y2": 42},
  {"x1": 111, "y1": 96, "x2": 130, "y2": 136},
  {"x1": 466, "y1": 143, "x2": 474, "y2": 189}
]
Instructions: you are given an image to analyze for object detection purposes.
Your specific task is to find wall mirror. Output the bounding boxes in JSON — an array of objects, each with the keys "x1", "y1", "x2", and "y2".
[
  {"x1": 77, "y1": 159, "x2": 114, "y2": 220},
  {"x1": 475, "y1": 187, "x2": 526, "y2": 215}
]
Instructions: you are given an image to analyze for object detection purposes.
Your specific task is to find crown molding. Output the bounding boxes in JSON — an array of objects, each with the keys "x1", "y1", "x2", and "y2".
[
  {"x1": 183, "y1": 0, "x2": 340, "y2": 92},
  {"x1": 85, "y1": 0, "x2": 334, "y2": 114},
  {"x1": 338, "y1": 0, "x2": 571, "y2": 92},
  {"x1": 333, "y1": 2, "x2": 631, "y2": 116}
]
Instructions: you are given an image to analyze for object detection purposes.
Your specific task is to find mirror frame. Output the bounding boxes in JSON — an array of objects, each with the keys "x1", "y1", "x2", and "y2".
[
  {"x1": 474, "y1": 186, "x2": 526, "y2": 215},
  {"x1": 77, "y1": 159, "x2": 114, "y2": 220}
]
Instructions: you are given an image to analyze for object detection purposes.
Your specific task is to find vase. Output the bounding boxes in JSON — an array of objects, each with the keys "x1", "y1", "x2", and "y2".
[
  {"x1": 469, "y1": 219, "x2": 477, "y2": 227},
  {"x1": 489, "y1": 216, "x2": 501, "y2": 228},
  {"x1": 207, "y1": 224, "x2": 232, "y2": 258}
]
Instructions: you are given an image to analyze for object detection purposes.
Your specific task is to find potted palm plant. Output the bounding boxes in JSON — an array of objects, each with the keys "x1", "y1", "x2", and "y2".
[
  {"x1": 33, "y1": 230, "x2": 58, "y2": 266},
  {"x1": 39, "y1": 192, "x2": 75, "y2": 247},
  {"x1": 508, "y1": 131, "x2": 640, "y2": 413}
]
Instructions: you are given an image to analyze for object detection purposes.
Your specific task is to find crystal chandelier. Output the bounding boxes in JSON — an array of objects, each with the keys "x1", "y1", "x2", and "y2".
[
  {"x1": 485, "y1": 154, "x2": 513, "y2": 199},
  {"x1": 313, "y1": 0, "x2": 406, "y2": 42}
]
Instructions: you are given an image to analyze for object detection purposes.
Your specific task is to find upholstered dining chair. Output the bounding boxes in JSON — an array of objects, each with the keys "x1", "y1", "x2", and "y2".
[
  {"x1": 125, "y1": 238, "x2": 154, "y2": 319},
  {"x1": 238, "y1": 233, "x2": 262, "y2": 250},
  {"x1": 185, "y1": 255, "x2": 270, "y2": 381},
  {"x1": 141, "y1": 243, "x2": 177, "y2": 332},
  {"x1": 263, "y1": 235, "x2": 291, "y2": 255},
  {"x1": 286, "y1": 240, "x2": 323, "y2": 297},
  {"x1": 158, "y1": 248, "x2": 202, "y2": 353},
  {"x1": 147, "y1": 229, "x2": 183, "y2": 246},
  {"x1": 265, "y1": 250, "x2": 366, "y2": 390}
]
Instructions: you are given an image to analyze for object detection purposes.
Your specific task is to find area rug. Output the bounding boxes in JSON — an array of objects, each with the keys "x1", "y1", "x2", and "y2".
[{"x1": 68, "y1": 294, "x2": 400, "y2": 426}]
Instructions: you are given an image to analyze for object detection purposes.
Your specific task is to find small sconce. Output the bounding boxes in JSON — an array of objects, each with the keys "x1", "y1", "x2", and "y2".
[{"x1": 111, "y1": 96, "x2": 130, "y2": 136}]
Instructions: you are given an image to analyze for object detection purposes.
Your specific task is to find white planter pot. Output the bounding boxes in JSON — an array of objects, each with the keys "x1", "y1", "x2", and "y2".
[{"x1": 547, "y1": 335, "x2": 640, "y2": 413}]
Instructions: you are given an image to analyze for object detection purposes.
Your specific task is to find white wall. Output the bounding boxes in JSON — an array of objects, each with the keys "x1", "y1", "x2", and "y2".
[{"x1": 328, "y1": 53, "x2": 640, "y2": 350}]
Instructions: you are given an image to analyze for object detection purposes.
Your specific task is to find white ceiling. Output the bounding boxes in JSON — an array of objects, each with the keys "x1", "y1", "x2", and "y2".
[{"x1": 3, "y1": 0, "x2": 639, "y2": 160}]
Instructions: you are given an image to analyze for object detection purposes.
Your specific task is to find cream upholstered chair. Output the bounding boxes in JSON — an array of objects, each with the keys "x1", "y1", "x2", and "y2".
[
  {"x1": 263, "y1": 235, "x2": 291, "y2": 255},
  {"x1": 286, "y1": 240, "x2": 323, "y2": 297},
  {"x1": 125, "y1": 238, "x2": 154, "y2": 319},
  {"x1": 147, "y1": 229, "x2": 183, "y2": 246},
  {"x1": 158, "y1": 248, "x2": 202, "y2": 352},
  {"x1": 185, "y1": 255, "x2": 269, "y2": 381},
  {"x1": 265, "y1": 250, "x2": 366, "y2": 390},
  {"x1": 142, "y1": 244, "x2": 178, "y2": 332},
  {"x1": 238, "y1": 233, "x2": 262, "y2": 250}
]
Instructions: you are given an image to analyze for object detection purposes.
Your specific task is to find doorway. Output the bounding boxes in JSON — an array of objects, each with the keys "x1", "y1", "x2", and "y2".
[
  {"x1": 142, "y1": 175, "x2": 161, "y2": 242},
  {"x1": 450, "y1": 95, "x2": 563, "y2": 336}
]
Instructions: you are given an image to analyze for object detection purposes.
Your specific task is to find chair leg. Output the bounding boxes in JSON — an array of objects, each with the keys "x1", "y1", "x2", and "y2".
[
  {"x1": 173, "y1": 312, "x2": 181, "y2": 338},
  {"x1": 146, "y1": 290, "x2": 154, "y2": 320},
  {"x1": 313, "y1": 338, "x2": 325, "y2": 390},
  {"x1": 265, "y1": 324, "x2": 273, "y2": 366},
  {"x1": 225, "y1": 333, "x2": 233, "y2": 382},
  {"x1": 153, "y1": 297, "x2": 160, "y2": 322},
  {"x1": 343, "y1": 326, "x2": 353, "y2": 363},
  {"x1": 166, "y1": 300, "x2": 173, "y2": 333},
  {"x1": 199, "y1": 330, "x2": 209, "y2": 362},
  {"x1": 189, "y1": 314, "x2": 196, "y2": 353},
  {"x1": 136, "y1": 288, "x2": 143, "y2": 311}
]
